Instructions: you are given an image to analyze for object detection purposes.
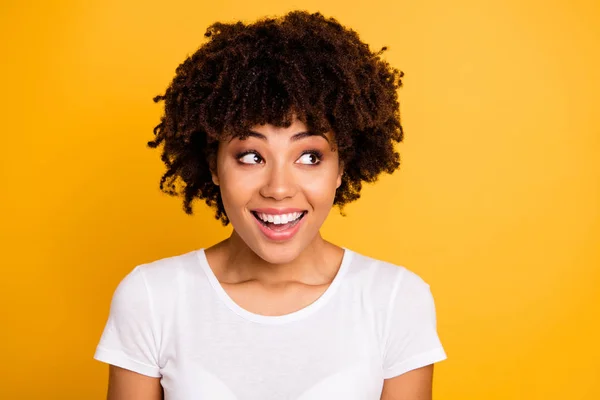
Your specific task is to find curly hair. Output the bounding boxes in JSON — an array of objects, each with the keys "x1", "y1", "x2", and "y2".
[{"x1": 148, "y1": 10, "x2": 404, "y2": 225}]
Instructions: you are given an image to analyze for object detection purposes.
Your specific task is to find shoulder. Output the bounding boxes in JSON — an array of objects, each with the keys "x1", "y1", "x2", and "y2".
[
  {"x1": 341, "y1": 248, "x2": 437, "y2": 323},
  {"x1": 344, "y1": 248, "x2": 431, "y2": 296},
  {"x1": 112, "y1": 249, "x2": 204, "y2": 305},
  {"x1": 134, "y1": 248, "x2": 202, "y2": 284}
]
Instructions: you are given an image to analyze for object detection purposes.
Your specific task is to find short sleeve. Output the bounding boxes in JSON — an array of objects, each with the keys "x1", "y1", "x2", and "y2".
[
  {"x1": 93, "y1": 266, "x2": 161, "y2": 377},
  {"x1": 382, "y1": 269, "x2": 447, "y2": 379}
]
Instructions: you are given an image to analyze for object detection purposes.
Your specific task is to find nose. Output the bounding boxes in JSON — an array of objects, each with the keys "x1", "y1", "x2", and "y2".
[{"x1": 259, "y1": 162, "x2": 296, "y2": 200}]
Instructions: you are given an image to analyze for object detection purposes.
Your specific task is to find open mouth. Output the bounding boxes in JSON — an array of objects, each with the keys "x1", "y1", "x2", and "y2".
[{"x1": 251, "y1": 211, "x2": 307, "y2": 232}]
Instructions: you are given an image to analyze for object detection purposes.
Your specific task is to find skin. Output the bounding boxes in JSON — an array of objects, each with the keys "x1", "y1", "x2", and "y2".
[
  {"x1": 106, "y1": 117, "x2": 435, "y2": 399},
  {"x1": 207, "y1": 117, "x2": 345, "y2": 284},
  {"x1": 107, "y1": 366, "x2": 162, "y2": 400}
]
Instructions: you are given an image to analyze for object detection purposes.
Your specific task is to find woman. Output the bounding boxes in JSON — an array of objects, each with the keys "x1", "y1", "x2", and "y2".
[{"x1": 94, "y1": 10, "x2": 447, "y2": 399}]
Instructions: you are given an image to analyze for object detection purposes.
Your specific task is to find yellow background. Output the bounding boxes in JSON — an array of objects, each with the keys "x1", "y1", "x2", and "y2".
[{"x1": 1, "y1": 0, "x2": 598, "y2": 398}]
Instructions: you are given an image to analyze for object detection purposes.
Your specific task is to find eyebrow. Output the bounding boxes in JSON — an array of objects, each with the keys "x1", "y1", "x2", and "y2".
[{"x1": 234, "y1": 130, "x2": 330, "y2": 143}]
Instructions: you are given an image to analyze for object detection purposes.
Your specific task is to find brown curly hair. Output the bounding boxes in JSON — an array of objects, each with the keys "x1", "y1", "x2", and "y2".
[{"x1": 148, "y1": 10, "x2": 404, "y2": 225}]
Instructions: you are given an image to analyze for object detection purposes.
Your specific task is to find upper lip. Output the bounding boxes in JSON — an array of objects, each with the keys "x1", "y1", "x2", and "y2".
[{"x1": 251, "y1": 208, "x2": 307, "y2": 215}]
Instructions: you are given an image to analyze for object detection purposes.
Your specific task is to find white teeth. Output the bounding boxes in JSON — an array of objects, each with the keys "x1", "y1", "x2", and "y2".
[{"x1": 256, "y1": 212, "x2": 304, "y2": 224}]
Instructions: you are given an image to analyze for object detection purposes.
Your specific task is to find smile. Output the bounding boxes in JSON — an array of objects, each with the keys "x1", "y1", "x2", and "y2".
[{"x1": 250, "y1": 209, "x2": 307, "y2": 241}]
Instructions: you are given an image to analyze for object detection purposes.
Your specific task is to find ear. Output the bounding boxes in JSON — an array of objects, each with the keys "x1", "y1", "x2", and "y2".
[
  {"x1": 336, "y1": 162, "x2": 344, "y2": 189},
  {"x1": 208, "y1": 154, "x2": 220, "y2": 186}
]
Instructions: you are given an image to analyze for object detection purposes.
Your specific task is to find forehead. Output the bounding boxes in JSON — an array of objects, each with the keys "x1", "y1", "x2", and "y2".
[
  {"x1": 250, "y1": 118, "x2": 309, "y2": 135},
  {"x1": 227, "y1": 118, "x2": 334, "y2": 144}
]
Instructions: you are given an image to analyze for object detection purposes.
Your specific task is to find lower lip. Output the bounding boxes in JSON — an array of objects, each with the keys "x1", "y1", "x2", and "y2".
[{"x1": 252, "y1": 213, "x2": 306, "y2": 242}]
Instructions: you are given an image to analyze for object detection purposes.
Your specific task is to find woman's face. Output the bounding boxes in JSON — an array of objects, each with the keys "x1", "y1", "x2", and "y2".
[{"x1": 212, "y1": 117, "x2": 342, "y2": 264}]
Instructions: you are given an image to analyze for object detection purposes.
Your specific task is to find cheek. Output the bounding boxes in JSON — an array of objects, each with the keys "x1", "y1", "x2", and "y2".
[
  {"x1": 220, "y1": 172, "x2": 256, "y2": 208},
  {"x1": 301, "y1": 170, "x2": 339, "y2": 206}
]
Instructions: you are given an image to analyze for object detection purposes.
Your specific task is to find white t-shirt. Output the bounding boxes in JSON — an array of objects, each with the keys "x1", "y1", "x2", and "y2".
[{"x1": 94, "y1": 248, "x2": 447, "y2": 399}]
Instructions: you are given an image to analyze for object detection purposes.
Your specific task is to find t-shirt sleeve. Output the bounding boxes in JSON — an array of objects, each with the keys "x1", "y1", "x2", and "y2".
[
  {"x1": 382, "y1": 269, "x2": 447, "y2": 379},
  {"x1": 93, "y1": 266, "x2": 161, "y2": 377}
]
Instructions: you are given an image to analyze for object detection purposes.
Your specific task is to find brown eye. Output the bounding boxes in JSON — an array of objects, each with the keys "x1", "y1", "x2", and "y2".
[
  {"x1": 296, "y1": 152, "x2": 321, "y2": 165},
  {"x1": 239, "y1": 152, "x2": 263, "y2": 164}
]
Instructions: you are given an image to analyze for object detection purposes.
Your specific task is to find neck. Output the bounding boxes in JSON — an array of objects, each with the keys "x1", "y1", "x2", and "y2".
[{"x1": 208, "y1": 232, "x2": 342, "y2": 286}]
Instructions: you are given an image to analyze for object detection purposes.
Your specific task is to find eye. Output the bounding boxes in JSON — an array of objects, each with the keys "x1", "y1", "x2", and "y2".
[
  {"x1": 238, "y1": 151, "x2": 263, "y2": 165},
  {"x1": 296, "y1": 151, "x2": 322, "y2": 165}
]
